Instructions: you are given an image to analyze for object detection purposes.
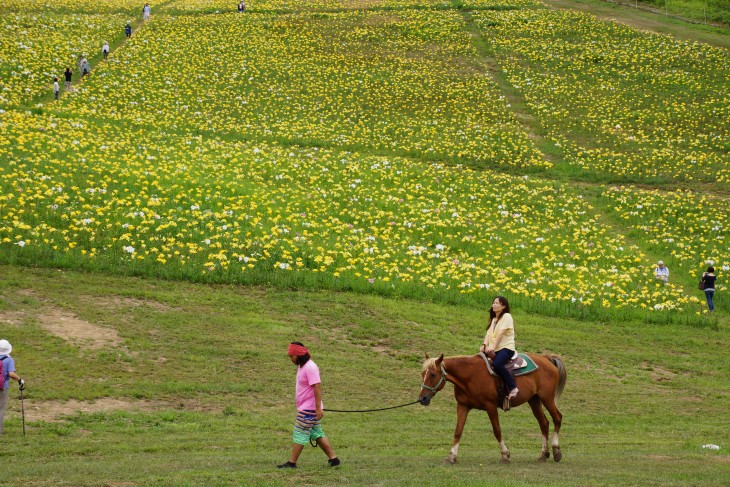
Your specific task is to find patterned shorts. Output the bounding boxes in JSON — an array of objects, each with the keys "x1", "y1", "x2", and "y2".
[{"x1": 293, "y1": 409, "x2": 326, "y2": 446}]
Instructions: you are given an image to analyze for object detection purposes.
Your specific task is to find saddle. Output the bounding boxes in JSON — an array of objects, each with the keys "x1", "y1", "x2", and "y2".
[{"x1": 479, "y1": 351, "x2": 538, "y2": 411}]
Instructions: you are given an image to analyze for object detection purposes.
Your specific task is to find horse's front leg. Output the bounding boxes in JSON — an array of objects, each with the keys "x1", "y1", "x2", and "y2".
[
  {"x1": 446, "y1": 404, "x2": 470, "y2": 464},
  {"x1": 486, "y1": 404, "x2": 510, "y2": 463}
]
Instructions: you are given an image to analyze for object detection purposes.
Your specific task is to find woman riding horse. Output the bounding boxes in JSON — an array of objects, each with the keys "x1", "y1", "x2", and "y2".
[
  {"x1": 480, "y1": 296, "x2": 519, "y2": 401},
  {"x1": 419, "y1": 351, "x2": 566, "y2": 464}
]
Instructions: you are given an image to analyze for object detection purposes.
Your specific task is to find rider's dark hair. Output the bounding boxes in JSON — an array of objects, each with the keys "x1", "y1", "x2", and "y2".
[
  {"x1": 488, "y1": 296, "x2": 511, "y2": 328},
  {"x1": 291, "y1": 341, "x2": 311, "y2": 366}
]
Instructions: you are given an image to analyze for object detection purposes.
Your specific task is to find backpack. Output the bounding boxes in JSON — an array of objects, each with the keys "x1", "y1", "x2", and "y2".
[{"x1": 0, "y1": 356, "x2": 7, "y2": 391}]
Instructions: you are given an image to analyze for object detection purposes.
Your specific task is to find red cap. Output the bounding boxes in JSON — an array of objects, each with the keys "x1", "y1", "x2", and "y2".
[{"x1": 287, "y1": 343, "x2": 309, "y2": 356}]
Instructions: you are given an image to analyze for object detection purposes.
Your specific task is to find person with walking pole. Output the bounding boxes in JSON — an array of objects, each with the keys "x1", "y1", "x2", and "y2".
[
  {"x1": 277, "y1": 342, "x2": 340, "y2": 469},
  {"x1": 0, "y1": 339, "x2": 26, "y2": 435}
]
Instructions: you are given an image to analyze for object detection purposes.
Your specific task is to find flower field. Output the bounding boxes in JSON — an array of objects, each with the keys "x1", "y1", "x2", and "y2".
[
  {"x1": 1, "y1": 1, "x2": 727, "y2": 322},
  {"x1": 0, "y1": 0, "x2": 158, "y2": 14},
  {"x1": 0, "y1": 109, "x2": 705, "y2": 318},
  {"x1": 474, "y1": 9, "x2": 730, "y2": 184},
  {"x1": 60, "y1": 10, "x2": 546, "y2": 170},
  {"x1": 159, "y1": 0, "x2": 543, "y2": 13},
  {"x1": 601, "y1": 186, "x2": 729, "y2": 282},
  {"x1": 0, "y1": 12, "x2": 127, "y2": 106}
]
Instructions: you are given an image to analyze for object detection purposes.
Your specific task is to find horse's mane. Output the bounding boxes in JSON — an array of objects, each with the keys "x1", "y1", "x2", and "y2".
[
  {"x1": 421, "y1": 357, "x2": 438, "y2": 372},
  {"x1": 421, "y1": 355, "x2": 473, "y2": 372}
]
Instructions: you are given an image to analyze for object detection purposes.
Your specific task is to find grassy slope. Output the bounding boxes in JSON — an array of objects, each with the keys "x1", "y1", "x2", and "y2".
[{"x1": 0, "y1": 265, "x2": 728, "y2": 486}]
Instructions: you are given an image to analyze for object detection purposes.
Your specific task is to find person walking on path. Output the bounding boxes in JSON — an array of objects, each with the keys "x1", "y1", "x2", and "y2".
[
  {"x1": 125, "y1": 22, "x2": 132, "y2": 38},
  {"x1": 81, "y1": 58, "x2": 91, "y2": 78},
  {"x1": 0, "y1": 339, "x2": 26, "y2": 436},
  {"x1": 700, "y1": 266, "x2": 717, "y2": 312},
  {"x1": 277, "y1": 342, "x2": 340, "y2": 469},
  {"x1": 52, "y1": 77, "x2": 60, "y2": 100},
  {"x1": 64, "y1": 67, "x2": 73, "y2": 91},
  {"x1": 143, "y1": 4, "x2": 151, "y2": 21},
  {"x1": 102, "y1": 41, "x2": 109, "y2": 60},
  {"x1": 480, "y1": 296, "x2": 520, "y2": 401}
]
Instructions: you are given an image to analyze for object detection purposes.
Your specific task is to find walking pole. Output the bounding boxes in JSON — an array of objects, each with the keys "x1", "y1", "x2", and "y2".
[{"x1": 20, "y1": 386, "x2": 26, "y2": 436}]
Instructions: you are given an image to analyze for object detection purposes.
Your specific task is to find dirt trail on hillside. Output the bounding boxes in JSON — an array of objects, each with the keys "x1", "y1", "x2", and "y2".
[{"x1": 542, "y1": 0, "x2": 730, "y2": 50}]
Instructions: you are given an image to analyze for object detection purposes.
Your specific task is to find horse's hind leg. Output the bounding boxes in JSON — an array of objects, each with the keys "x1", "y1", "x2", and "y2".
[
  {"x1": 486, "y1": 405, "x2": 510, "y2": 464},
  {"x1": 528, "y1": 396, "x2": 550, "y2": 462},
  {"x1": 541, "y1": 395, "x2": 563, "y2": 462},
  {"x1": 447, "y1": 404, "x2": 470, "y2": 464}
]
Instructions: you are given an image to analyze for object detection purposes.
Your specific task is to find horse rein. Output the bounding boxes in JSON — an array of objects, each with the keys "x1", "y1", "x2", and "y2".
[{"x1": 420, "y1": 361, "x2": 448, "y2": 394}]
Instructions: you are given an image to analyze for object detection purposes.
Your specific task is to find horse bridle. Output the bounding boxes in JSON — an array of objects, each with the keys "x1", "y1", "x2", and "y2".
[{"x1": 420, "y1": 361, "x2": 448, "y2": 394}]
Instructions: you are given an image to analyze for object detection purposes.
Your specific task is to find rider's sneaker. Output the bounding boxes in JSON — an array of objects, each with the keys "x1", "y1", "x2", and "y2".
[
  {"x1": 277, "y1": 461, "x2": 297, "y2": 469},
  {"x1": 328, "y1": 457, "x2": 341, "y2": 467}
]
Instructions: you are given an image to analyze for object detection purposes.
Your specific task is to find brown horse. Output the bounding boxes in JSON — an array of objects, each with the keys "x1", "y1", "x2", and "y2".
[{"x1": 419, "y1": 353, "x2": 567, "y2": 464}]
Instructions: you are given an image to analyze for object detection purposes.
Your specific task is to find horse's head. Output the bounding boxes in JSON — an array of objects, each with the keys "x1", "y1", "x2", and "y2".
[{"x1": 419, "y1": 353, "x2": 446, "y2": 406}]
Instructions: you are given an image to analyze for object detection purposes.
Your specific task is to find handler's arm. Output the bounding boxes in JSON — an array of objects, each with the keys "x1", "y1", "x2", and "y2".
[
  {"x1": 9, "y1": 371, "x2": 21, "y2": 381},
  {"x1": 314, "y1": 382, "x2": 324, "y2": 420}
]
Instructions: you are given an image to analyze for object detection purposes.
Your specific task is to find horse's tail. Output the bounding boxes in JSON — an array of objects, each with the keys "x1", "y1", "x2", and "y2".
[{"x1": 549, "y1": 356, "x2": 567, "y2": 402}]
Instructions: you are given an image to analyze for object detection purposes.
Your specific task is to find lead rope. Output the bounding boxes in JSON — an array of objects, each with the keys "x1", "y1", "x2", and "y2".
[
  {"x1": 323, "y1": 400, "x2": 420, "y2": 413},
  {"x1": 309, "y1": 400, "x2": 420, "y2": 447}
]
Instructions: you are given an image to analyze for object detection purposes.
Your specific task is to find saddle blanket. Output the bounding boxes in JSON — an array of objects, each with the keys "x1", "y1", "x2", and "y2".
[{"x1": 480, "y1": 351, "x2": 539, "y2": 377}]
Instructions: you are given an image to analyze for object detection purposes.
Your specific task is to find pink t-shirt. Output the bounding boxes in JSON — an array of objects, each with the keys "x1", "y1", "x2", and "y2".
[{"x1": 295, "y1": 359, "x2": 322, "y2": 411}]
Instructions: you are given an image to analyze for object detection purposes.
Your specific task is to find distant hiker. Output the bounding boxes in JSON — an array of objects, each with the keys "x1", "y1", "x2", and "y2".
[
  {"x1": 143, "y1": 4, "x2": 151, "y2": 20},
  {"x1": 0, "y1": 339, "x2": 26, "y2": 436},
  {"x1": 700, "y1": 266, "x2": 717, "y2": 312},
  {"x1": 64, "y1": 67, "x2": 73, "y2": 91},
  {"x1": 125, "y1": 22, "x2": 132, "y2": 38},
  {"x1": 102, "y1": 41, "x2": 109, "y2": 59},
  {"x1": 277, "y1": 342, "x2": 340, "y2": 469},
  {"x1": 81, "y1": 58, "x2": 91, "y2": 77},
  {"x1": 655, "y1": 260, "x2": 669, "y2": 284},
  {"x1": 53, "y1": 77, "x2": 60, "y2": 100},
  {"x1": 77, "y1": 55, "x2": 85, "y2": 77},
  {"x1": 238, "y1": 1, "x2": 246, "y2": 12}
]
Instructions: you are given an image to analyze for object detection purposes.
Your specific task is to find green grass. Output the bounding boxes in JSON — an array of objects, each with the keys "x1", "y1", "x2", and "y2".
[
  {"x1": 639, "y1": 0, "x2": 730, "y2": 25},
  {"x1": 0, "y1": 265, "x2": 728, "y2": 485}
]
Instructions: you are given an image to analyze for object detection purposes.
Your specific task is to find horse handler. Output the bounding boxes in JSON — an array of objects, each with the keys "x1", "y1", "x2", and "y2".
[{"x1": 277, "y1": 342, "x2": 340, "y2": 469}]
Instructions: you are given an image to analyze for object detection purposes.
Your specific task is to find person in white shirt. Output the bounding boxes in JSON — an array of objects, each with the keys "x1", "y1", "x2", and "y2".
[{"x1": 655, "y1": 260, "x2": 669, "y2": 283}]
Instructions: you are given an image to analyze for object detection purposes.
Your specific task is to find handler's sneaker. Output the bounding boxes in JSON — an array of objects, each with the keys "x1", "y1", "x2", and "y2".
[
  {"x1": 277, "y1": 461, "x2": 297, "y2": 469},
  {"x1": 328, "y1": 457, "x2": 341, "y2": 467}
]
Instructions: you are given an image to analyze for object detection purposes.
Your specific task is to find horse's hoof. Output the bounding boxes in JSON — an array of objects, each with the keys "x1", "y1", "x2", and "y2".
[
  {"x1": 553, "y1": 448, "x2": 562, "y2": 462},
  {"x1": 500, "y1": 458, "x2": 510, "y2": 464},
  {"x1": 537, "y1": 455, "x2": 548, "y2": 463},
  {"x1": 445, "y1": 455, "x2": 456, "y2": 465}
]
